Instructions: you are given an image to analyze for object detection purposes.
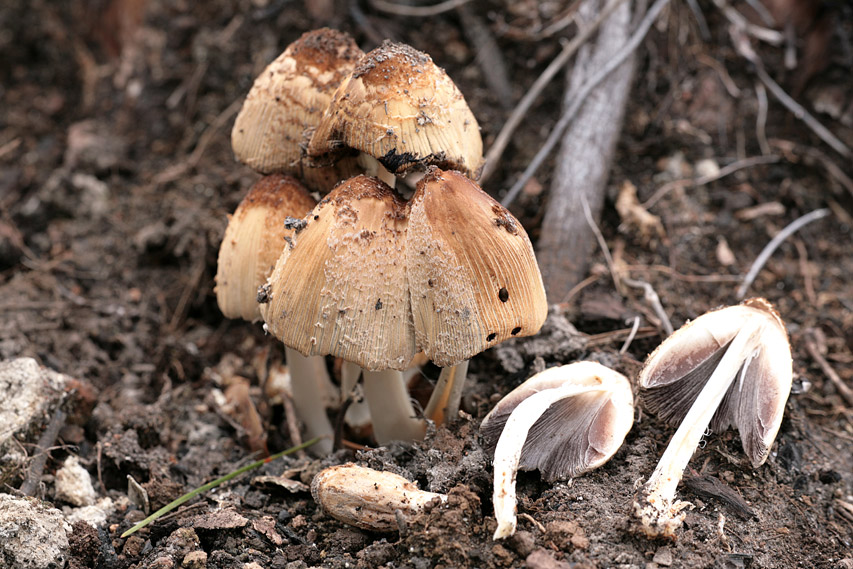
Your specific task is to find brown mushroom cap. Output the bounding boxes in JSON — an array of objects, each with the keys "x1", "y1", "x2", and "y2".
[
  {"x1": 307, "y1": 40, "x2": 484, "y2": 179},
  {"x1": 406, "y1": 168, "x2": 547, "y2": 367},
  {"x1": 215, "y1": 174, "x2": 316, "y2": 321},
  {"x1": 640, "y1": 297, "x2": 792, "y2": 467},
  {"x1": 231, "y1": 28, "x2": 363, "y2": 191},
  {"x1": 260, "y1": 175, "x2": 416, "y2": 371}
]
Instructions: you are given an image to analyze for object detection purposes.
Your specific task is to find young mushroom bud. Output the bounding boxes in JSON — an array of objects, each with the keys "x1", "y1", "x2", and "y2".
[
  {"x1": 633, "y1": 298, "x2": 792, "y2": 538},
  {"x1": 307, "y1": 40, "x2": 484, "y2": 186},
  {"x1": 215, "y1": 174, "x2": 316, "y2": 321},
  {"x1": 231, "y1": 28, "x2": 363, "y2": 192},
  {"x1": 214, "y1": 174, "x2": 337, "y2": 455},
  {"x1": 312, "y1": 463, "x2": 447, "y2": 532},
  {"x1": 480, "y1": 362, "x2": 634, "y2": 540},
  {"x1": 408, "y1": 168, "x2": 547, "y2": 424}
]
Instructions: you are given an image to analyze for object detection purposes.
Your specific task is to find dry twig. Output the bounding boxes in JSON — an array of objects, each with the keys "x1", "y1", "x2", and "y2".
[
  {"x1": 620, "y1": 277, "x2": 674, "y2": 337},
  {"x1": 736, "y1": 208, "x2": 830, "y2": 299},
  {"x1": 502, "y1": 0, "x2": 671, "y2": 206},
  {"x1": 479, "y1": 0, "x2": 629, "y2": 183},
  {"x1": 20, "y1": 409, "x2": 67, "y2": 496},
  {"x1": 803, "y1": 330, "x2": 853, "y2": 408},
  {"x1": 369, "y1": 0, "x2": 470, "y2": 17}
]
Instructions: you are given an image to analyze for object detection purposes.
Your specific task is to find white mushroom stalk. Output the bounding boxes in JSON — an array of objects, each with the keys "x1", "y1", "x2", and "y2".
[
  {"x1": 483, "y1": 362, "x2": 634, "y2": 540},
  {"x1": 633, "y1": 298, "x2": 792, "y2": 538}
]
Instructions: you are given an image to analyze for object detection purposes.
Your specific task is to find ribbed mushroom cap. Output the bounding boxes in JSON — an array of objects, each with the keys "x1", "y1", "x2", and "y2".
[
  {"x1": 480, "y1": 362, "x2": 634, "y2": 481},
  {"x1": 231, "y1": 28, "x2": 363, "y2": 191},
  {"x1": 215, "y1": 174, "x2": 316, "y2": 321},
  {"x1": 406, "y1": 168, "x2": 547, "y2": 367},
  {"x1": 307, "y1": 40, "x2": 484, "y2": 179},
  {"x1": 260, "y1": 175, "x2": 416, "y2": 371},
  {"x1": 639, "y1": 297, "x2": 792, "y2": 467}
]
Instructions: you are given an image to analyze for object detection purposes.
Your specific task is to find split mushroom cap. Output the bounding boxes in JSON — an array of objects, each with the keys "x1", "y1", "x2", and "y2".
[
  {"x1": 481, "y1": 362, "x2": 635, "y2": 482},
  {"x1": 215, "y1": 174, "x2": 316, "y2": 321},
  {"x1": 406, "y1": 168, "x2": 547, "y2": 367},
  {"x1": 481, "y1": 362, "x2": 634, "y2": 540},
  {"x1": 260, "y1": 175, "x2": 416, "y2": 371},
  {"x1": 634, "y1": 297, "x2": 793, "y2": 538},
  {"x1": 307, "y1": 40, "x2": 484, "y2": 179},
  {"x1": 640, "y1": 297, "x2": 792, "y2": 467},
  {"x1": 231, "y1": 28, "x2": 362, "y2": 191}
]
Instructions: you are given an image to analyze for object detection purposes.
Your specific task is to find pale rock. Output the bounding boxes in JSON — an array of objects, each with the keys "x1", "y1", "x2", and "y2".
[
  {"x1": 55, "y1": 455, "x2": 97, "y2": 506},
  {"x1": 0, "y1": 358, "x2": 68, "y2": 451},
  {"x1": 0, "y1": 493, "x2": 71, "y2": 569}
]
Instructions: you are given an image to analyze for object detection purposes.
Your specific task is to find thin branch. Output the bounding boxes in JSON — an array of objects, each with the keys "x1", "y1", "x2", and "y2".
[
  {"x1": 725, "y1": 24, "x2": 851, "y2": 158},
  {"x1": 581, "y1": 193, "x2": 623, "y2": 295},
  {"x1": 755, "y1": 82, "x2": 770, "y2": 155},
  {"x1": 736, "y1": 208, "x2": 830, "y2": 299},
  {"x1": 480, "y1": 0, "x2": 629, "y2": 184},
  {"x1": 502, "y1": 0, "x2": 672, "y2": 206},
  {"x1": 369, "y1": 0, "x2": 470, "y2": 17},
  {"x1": 803, "y1": 329, "x2": 853, "y2": 407},
  {"x1": 643, "y1": 155, "x2": 779, "y2": 210},
  {"x1": 621, "y1": 278, "x2": 674, "y2": 336},
  {"x1": 20, "y1": 409, "x2": 67, "y2": 496},
  {"x1": 620, "y1": 316, "x2": 642, "y2": 354}
]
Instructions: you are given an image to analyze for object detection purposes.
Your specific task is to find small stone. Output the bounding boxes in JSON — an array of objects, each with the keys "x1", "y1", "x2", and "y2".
[
  {"x1": 525, "y1": 549, "x2": 573, "y2": 569},
  {"x1": 65, "y1": 497, "x2": 115, "y2": 527},
  {"x1": 569, "y1": 529, "x2": 589, "y2": 550},
  {"x1": 56, "y1": 456, "x2": 97, "y2": 506},
  {"x1": 123, "y1": 535, "x2": 145, "y2": 557},
  {"x1": 652, "y1": 546, "x2": 673, "y2": 567},
  {"x1": 182, "y1": 550, "x2": 208, "y2": 569},
  {"x1": 508, "y1": 530, "x2": 536, "y2": 557},
  {"x1": 0, "y1": 494, "x2": 71, "y2": 569},
  {"x1": 0, "y1": 358, "x2": 68, "y2": 451}
]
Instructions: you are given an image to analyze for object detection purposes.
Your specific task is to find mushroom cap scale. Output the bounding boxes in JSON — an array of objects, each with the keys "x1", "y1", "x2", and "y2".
[
  {"x1": 639, "y1": 297, "x2": 792, "y2": 467},
  {"x1": 307, "y1": 40, "x2": 484, "y2": 179},
  {"x1": 214, "y1": 174, "x2": 316, "y2": 322},
  {"x1": 481, "y1": 362, "x2": 634, "y2": 481},
  {"x1": 406, "y1": 168, "x2": 547, "y2": 367},
  {"x1": 231, "y1": 28, "x2": 363, "y2": 191},
  {"x1": 260, "y1": 175, "x2": 416, "y2": 371}
]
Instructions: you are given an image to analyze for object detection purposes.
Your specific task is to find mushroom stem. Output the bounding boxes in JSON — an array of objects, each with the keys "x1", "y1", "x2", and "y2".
[
  {"x1": 285, "y1": 347, "x2": 334, "y2": 455},
  {"x1": 634, "y1": 319, "x2": 764, "y2": 537},
  {"x1": 357, "y1": 153, "x2": 397, "y2": 188},
  {"x1": 341, "y1": 361, "x2": 371, "y2": 430},
  {"x1": 492, "y1": 383, "x2": 607, "y2": 540},
  {"x1": 423, "y1": 361, "x2": 469, "y2": 425},
  {"x1": 362, "y1": 369, "x2": 426, "y2": 444}
]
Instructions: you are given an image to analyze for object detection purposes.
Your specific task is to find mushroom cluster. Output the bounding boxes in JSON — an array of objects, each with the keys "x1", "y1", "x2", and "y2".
[{"x1": 217, "y1": 29, "x2": 547, "y2": 452}]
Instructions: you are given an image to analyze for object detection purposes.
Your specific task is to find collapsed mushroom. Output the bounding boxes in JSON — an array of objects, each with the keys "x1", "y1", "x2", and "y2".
[
  {"x1": 214, "y1": 174, "x2": 338, "y2": 454},
  {"x1": 408, "y1": 168, "x2": 548, "y2": 425},
  {"x1": 633, "y1": 298, "x2": 792, "y2": 538},
  {"x1": 480, "y1": 362, "x2": 634, "y2": 539},
  {"x1": 260, "y1": 175, "x2": 426, "y2": 444},
  {"x1": 307, "y1": 40, "x2": 484, "y2": 187},
  {"x1": 231, "y1": 28, "x2": 363, "y2": 192},
  {"x1": 312, "y1": 463, "x2": 447, "y2": 532}
]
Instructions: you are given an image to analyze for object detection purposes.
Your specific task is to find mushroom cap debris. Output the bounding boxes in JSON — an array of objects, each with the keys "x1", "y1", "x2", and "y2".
[
  {"x1": 215, "y1": 174, "x2": 316, "y2": 321},
  {"x1": 308, "y1": 40, "x2": 484, "y2": 179},
  {"x1": 231, "y1": 28, "x2": 362, "y2": 191}
]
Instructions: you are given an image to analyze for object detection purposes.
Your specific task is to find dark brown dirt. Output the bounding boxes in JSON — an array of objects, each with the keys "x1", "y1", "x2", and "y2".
[{"x1": 2, "y1": 1, "x2": 852, "y2": 568}]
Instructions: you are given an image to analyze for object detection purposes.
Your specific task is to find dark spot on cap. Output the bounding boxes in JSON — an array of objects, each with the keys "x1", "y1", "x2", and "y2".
[
  {"x1": 498, "y1": 287, "x2": 509, "y2": 302},
  {"x1": 375, "y1": 298, "x2": 383, "y2": 310},
  {"x1": 314, "y1": 215, "x2": 320, "y2": 220},
  {"x1": 256, "y1": 284, "x2": 271, "y2": 304},
  {"x1": 511, "y1": 326, "x2": 521, "y2": 336},
  {"x1": 428, "y1": 279, "x2": 434, "y2": 287},
  {"x1": 486, "y1": 332, "x2": 497, "y2": 342}
]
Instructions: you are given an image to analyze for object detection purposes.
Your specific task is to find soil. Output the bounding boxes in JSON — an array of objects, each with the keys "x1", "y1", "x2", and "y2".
[{"x1": 2, "y1": 1, "x2": 852, "y2": 568}]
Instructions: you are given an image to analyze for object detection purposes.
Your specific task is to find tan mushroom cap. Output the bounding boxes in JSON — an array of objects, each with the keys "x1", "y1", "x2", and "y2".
[
  {"x1": 215, "y1": 174, "x2": 316, "y2": 322},
  {"x1": 260, "y1": 175, "x2": 416, "y2": 371},
  {"x1": 307, "y1": 40, "x2": 484, "y2": 179},
  {"x1": 231, "y1": 28, "x2": 363, "y2": 191},
  {"x1": 406, "y1": 168, "x2": 547, "y2": 367}
]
